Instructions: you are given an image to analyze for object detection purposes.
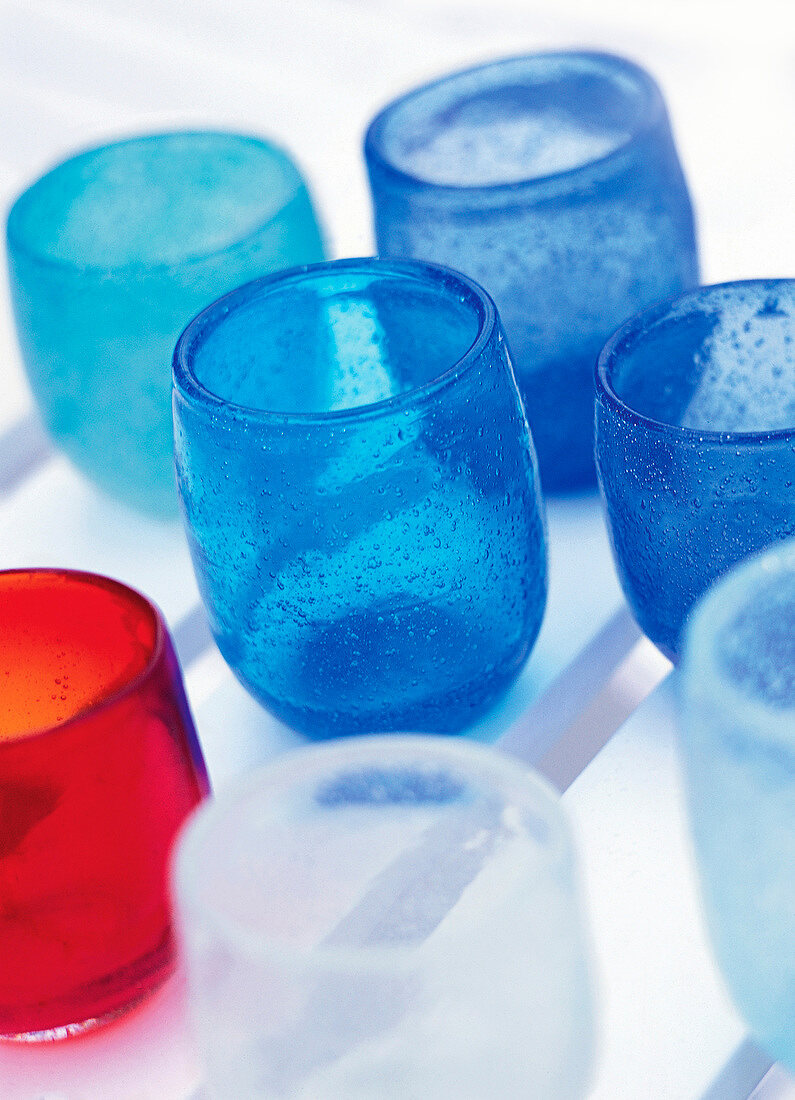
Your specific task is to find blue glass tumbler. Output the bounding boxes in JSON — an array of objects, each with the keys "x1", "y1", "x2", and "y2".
[
  {"x1": 364, "y1": 51, "x2": 698, "y2": 492},
  {"x1": 596, "y1": 278, "x2": 795, "y2": 660},
  {"x1": 173, "y1": 259, "x2": 547, "y2": 739},
  {"x1": 6, "y1": 131, "x2": 325, "y2": 516},
  {"x1": 681, "y1": 539, "x2": 795, "y2": 1071}
]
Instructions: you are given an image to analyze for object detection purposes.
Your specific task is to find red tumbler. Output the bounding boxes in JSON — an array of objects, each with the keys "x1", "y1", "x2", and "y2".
[{"x1": 0, "y1": 569, "x2": 209, "y2": 1040}]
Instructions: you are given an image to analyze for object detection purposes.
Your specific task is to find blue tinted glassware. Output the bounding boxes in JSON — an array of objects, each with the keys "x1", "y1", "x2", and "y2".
[
  {"x1": 364, "y1": 51, "x2": 698, "y2": 492},
  {"x1": 681, "y1": 539, "x2": 795, "y2": 1071},
  {"x1": 173, "y1": 258, "x2": 547, "y2": 739},
  {"x1": 596, "y1": 278, "x2": 795, "y2": 660},
  {"x1": 6, "y1": 131, "x2": 325, "y2": 517}
]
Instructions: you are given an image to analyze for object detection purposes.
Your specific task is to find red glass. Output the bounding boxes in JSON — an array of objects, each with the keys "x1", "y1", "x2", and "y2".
[{"x1": 0, "y1": 569, "x2": 209, "y2": 1040}]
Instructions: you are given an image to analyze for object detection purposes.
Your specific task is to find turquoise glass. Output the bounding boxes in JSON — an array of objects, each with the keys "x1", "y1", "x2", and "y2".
[
  {"x1": 681, "y1": 539, "x2": 795, "y2": 1071},
  {"x1": 173, "y1": 259, "x2": 547, "y2": 739},
  {"x1": 6, "y1": 131, "x2": 325, "y2": 516}
]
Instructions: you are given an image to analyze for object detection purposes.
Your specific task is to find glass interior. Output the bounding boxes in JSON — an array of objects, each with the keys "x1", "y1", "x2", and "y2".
[
  {"x1": 10, "y1": 132, "x2": 300, "y2": 267},
  {"x1": 377, "y1": 55, "x2": 648, "y2": 186},
  {"x1": 189, "y1": 268, "x2": 482, "y2": 413},
  {"x1": 190, "y1": 745, "x2": 558, "y2": 954},
  {"x1": 717, "y1": 572, "x2": 795, "y2": 709},
  {"x1": 607, "y1": 282, "x2": 795, "y2": 432},
  {"x1": 0, "y1": 572, "x2": 157, "y2": 742}
]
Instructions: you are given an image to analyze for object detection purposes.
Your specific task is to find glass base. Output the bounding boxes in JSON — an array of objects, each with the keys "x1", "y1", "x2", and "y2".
[{"x1": 0, "y1": 977, "x2": 165, "y2": 1043}]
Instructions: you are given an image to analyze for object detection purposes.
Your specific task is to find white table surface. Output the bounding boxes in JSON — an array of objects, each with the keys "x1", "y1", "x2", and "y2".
[{"x1": 0, "y1": 0, "x2": 793, "y2": 1096}]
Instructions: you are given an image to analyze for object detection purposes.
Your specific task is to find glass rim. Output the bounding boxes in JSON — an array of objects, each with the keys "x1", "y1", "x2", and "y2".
[
  {"x1": 174, "y1": 734, "x2": 573, "y2": 972},
  {"x1": 0, "y1": 567, "x2": 166, "y2": 747},
  {"x1": 172, "y1": 257, "x2": 499, "y2": 427},
  {"x1": 682, "y1": 540, "x2": 795, "y2": 749},
  {"x1": 5, "y1": 129, "x2": 307, "y2": 277},
  {"x1": 595, "y1": 277, "x2": 795, "y2": 445},
  {"x1": 364, "y1": 50, "x2": 666, "y2": 200}
]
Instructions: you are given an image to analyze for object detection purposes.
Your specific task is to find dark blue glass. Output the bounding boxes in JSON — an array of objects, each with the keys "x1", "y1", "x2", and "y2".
[
  {"x1": 6, "y1": 131, "x2": 325, "y2": 516},
  {"x1": 596, "y1": 278, "x2": 795, "y2": 660},
  {"x1": 365, "y1": 51, "x2": 698, "y2": 493},
  {"x1": 173, "y1": 259, "x2": 547, "y2": 739}
]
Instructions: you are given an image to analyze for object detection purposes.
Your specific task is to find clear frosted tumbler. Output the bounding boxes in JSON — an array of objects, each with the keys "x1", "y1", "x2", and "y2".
[{"x1": 174, "y1": 736, "x2": 594, "y2": 1098}]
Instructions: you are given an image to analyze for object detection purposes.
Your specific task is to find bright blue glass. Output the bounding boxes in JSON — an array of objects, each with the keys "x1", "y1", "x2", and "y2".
[
  {"x1": 6, "y1": 131, "x2": 325, "y2": 517},
  {"x1": 596, "y1": 279, "x2": 795, "y2": 660},
  {"x1": 365, "y1": 51, "x2": 698, "y2": 493},
  {"x1": 173, "y1": 259, "x2": 547, "y2": 739},
  {"x1": 681, "y1": 539, "x2": 795, "y2": 1071}
]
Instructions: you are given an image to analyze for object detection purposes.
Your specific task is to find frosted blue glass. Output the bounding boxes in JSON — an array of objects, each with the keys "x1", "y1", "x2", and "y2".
[
  {"x1": 6, "y1": 131, "x2": 325, "y2": 516},
  {"x1": 681, "y1": 540, "x2": 795, "y2": 1071},
  {"x1": 173, "y1": 259, "x2": 547, "y2": 739},
  {"x1": 596, "y1": 279, "x2": 795, "y2": 660},
  {"x1": 365, "y1": 51, "x2": 698, "y2": 492}
]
